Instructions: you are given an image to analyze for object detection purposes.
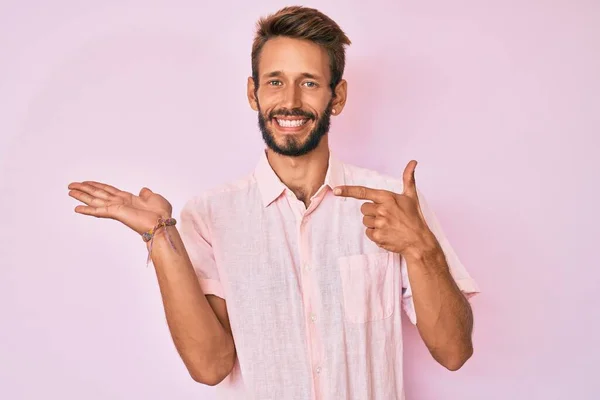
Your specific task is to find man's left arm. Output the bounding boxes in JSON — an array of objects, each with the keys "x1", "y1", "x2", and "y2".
[
  {"x1": 334, "y1": 159, "x2": 479, "y2": 371},
  {"x1": 403, "y1": 233, "x2": 474, "y2": 370}
]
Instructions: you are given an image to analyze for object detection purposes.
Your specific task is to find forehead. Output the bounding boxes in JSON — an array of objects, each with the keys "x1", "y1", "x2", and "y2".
[{"x1": 258, "y1": 36, "x2": 330, "y2": 80}]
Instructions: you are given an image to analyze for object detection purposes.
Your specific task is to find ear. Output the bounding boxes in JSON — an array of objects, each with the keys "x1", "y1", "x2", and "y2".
[
  {"x1": 331, "y1": 79, "x2": 348, "y2": 115},
  {"x1": 247, "y1": 76, "x2": 258, "y2": 111}
]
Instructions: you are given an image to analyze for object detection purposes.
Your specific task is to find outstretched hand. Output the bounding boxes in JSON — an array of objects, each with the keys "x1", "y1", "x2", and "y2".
[
  {"x1": 67, "y1": 181, "x2": 172, "y2": 235},
  {"x1": 333, "y1": 160, "x2": 433, "y2": 255}
]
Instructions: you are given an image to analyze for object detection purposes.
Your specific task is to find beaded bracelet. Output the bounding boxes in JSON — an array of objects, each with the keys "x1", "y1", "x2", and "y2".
[{"x1": 143, "y1": 217, "x2": 177, "y2": 267}]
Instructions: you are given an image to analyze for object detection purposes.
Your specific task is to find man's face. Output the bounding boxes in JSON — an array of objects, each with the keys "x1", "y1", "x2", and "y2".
[{"x1": 248, "y1": 37, "x2": 336, "y2": 157}]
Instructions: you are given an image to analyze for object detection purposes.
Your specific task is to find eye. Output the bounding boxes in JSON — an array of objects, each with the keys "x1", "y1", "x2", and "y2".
[
  {"x1": 303, "y1": 81, "x2": 318, "y2": 88},
  {"x1": 267, "y1": 80, "x2": 282, "y2": 86}
]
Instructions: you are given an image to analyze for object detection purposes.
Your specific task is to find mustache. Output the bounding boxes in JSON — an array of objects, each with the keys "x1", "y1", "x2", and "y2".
[{"x1": 269, "y1": 108, "x2": 315, "y2": 120}]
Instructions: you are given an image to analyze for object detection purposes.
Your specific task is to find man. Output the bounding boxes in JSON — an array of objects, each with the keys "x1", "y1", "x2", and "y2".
[{"x1": 68, "y1": 6, "x2": 479, "y2": 399}]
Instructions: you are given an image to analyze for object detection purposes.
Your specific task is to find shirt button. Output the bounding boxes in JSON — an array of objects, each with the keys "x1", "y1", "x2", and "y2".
[
  {"x1": 304, "y1": 263, "x2": 311, "y2": 271},
  {"x1": 310, "y1": 314, "x2": 317, "y2": 322},
  {"x1": 315, "y1": 366, "x2": 322, "y2": 374}
]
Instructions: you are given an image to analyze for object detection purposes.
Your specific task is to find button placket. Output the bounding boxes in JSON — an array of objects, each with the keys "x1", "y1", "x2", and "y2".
[{"x1": 297, "y1": 211, "x2": 323, "y2": 395}]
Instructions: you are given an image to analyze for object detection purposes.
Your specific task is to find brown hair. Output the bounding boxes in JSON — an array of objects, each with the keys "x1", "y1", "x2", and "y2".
[{"x1": 251, "y1": 6, "x2": 351, "y2": 93}]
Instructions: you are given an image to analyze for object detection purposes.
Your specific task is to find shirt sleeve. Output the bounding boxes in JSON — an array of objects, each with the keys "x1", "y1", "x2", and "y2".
[
  {"x1": 401, "y1": 187, "x2": 480, "y2": 325},
  {"x1": 179, "y1": 196, "x2": 226, "y2": 299}
]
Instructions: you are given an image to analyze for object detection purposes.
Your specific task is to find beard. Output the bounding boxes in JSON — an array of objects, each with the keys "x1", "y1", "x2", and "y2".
[{"x1": 257, "y1": 98, "x2": 333, "y2": 157}]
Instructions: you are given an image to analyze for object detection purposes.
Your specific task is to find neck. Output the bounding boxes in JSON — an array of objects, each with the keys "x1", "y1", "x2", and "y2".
[{"x1": 265, "y1": 139, "x2": 330, "y2": 205}]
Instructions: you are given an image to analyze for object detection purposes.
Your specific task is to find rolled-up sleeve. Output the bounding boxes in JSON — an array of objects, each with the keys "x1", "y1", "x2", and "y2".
[{"x1": 179, "y1": 196, "x2": 225, "y2": 299}]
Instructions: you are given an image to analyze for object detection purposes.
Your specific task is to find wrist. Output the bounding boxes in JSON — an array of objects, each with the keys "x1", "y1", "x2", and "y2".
[
  {"x1": 403, "y1": 231, "x2": 440, "y2": 261},
  {"x1": 145, "y1": 227, "x2": 165, "y2": 250},
  {"x1": 144, "y1": 218, "x2": 177, "y2": 250}
]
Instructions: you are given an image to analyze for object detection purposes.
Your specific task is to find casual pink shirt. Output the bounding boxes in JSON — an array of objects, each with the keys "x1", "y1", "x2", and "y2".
[{"x1": 178, "y1": 150, "x2": 480, "y2": 400}]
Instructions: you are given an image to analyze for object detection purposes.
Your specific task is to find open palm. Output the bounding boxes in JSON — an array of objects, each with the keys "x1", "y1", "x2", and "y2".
[{"x1": 68, "y1": 181, "x2": 173, "y2": 235}]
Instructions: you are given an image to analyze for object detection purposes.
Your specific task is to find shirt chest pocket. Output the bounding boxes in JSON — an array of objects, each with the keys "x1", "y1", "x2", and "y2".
[{"x1": 338, "y1": 252, "x2": 395, "y2": 323}]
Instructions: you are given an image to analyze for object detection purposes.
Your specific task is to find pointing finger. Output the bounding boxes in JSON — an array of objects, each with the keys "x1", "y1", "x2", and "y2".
[{"x1": 333, "y1": 185, "x2": 392, "y2": 203}]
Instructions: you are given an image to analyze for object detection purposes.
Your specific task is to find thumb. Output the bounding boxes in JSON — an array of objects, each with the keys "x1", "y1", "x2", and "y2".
[
  {"x1": 402, "y1": 160, "x2": 418, "y2": 197},
  {"x1": 139, "y1": 187, "x2": 153, "y2": 199}
]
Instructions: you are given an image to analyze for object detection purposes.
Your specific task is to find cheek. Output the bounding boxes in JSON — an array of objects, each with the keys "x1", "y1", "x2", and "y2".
[
  {"x1": 308, "y1": 92, "x2": 333, "y2": 113},
  {"x1": 257, "y1": 96, "x2": 278, "y2": 115},
  {"x1": 257, "y1": 86, "x2": 279, "y2": 102}
]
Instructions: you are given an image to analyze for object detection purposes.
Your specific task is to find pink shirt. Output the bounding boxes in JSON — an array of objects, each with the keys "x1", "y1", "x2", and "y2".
[{"x1": 178, "y1": 151, "x2": 480, "y2": 400}]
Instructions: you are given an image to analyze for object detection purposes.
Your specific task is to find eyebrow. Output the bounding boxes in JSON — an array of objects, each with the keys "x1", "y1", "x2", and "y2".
[{"x1": 263, "y1": 71, "x2": 321, "y2": 80}]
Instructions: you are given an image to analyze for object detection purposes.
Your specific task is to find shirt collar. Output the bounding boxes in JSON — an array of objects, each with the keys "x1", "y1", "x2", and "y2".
[{"x1": 254, "y1": 149, "x2": 346, "y2": 207}]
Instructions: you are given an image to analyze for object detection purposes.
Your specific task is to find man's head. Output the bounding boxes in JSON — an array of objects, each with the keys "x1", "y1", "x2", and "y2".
[{"x1": 247, "y1": 6, "x2": 351, "y2": 157}]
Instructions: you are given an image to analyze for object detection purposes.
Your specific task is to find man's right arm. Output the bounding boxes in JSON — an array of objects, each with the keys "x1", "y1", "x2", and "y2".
[{"x1": 147, "y1": 227, "x2": 236, "y2": 386}]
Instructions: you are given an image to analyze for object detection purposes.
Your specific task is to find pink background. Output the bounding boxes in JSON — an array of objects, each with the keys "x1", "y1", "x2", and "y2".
[{"x1": 1, "y1": 0, "x2": 598, "y2": 399}]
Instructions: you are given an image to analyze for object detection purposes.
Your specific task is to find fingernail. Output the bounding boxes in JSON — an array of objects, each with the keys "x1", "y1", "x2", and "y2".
[{"x1": 334, "y1": 188, "x2": 341, "y2": 195}]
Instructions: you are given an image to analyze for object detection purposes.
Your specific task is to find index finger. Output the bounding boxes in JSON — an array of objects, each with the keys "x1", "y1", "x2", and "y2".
[
  {"x1": 333, "y1": 185, "x2": 391, "y2": 203},
  {"x1": 82, "y1": 181, "x2": 122, "y2": 195}
]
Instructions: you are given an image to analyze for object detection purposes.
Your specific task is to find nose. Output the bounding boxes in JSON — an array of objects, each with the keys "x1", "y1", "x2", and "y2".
[{"x1": 281, "y1": 83, "x2": 302, "y2": 110}]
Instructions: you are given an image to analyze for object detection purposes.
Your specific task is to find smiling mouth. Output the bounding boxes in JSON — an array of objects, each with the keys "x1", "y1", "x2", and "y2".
[{"x1": 273, "y1": 118, "x2": 310, "y2": 128}]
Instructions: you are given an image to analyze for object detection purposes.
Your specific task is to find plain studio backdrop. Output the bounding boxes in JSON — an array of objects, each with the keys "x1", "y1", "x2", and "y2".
[{"x1": 1, "y1": 0, "x2": 598, "y2": 399}]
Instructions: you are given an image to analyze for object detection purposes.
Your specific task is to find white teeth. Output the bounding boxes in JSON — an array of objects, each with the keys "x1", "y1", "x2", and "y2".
[{"x1": 276, "y1": 119, "x2": 307, "y2": 128}]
